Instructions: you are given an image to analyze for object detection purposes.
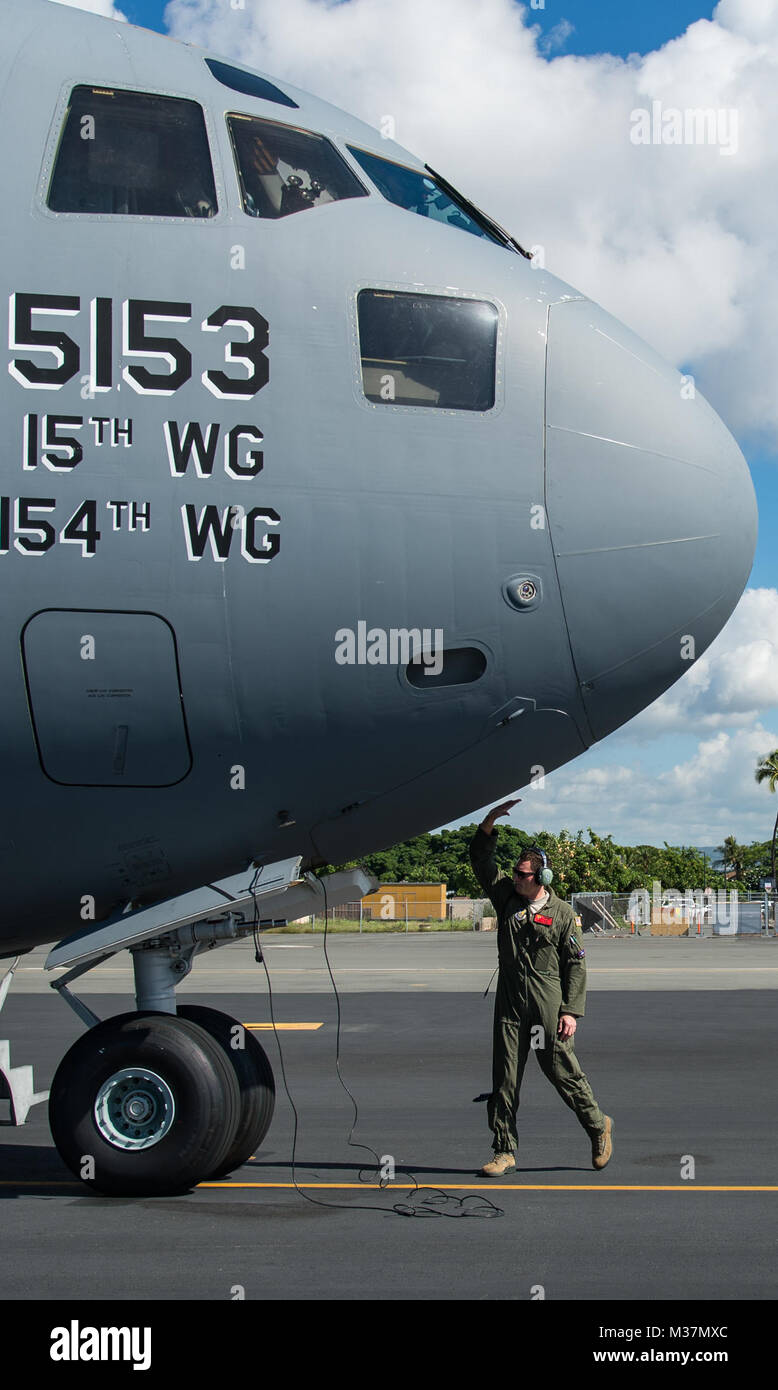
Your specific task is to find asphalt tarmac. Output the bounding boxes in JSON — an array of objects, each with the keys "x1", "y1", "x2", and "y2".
[{"x1": 1, "y1": 933, "x2": 777, "y2": 1302}]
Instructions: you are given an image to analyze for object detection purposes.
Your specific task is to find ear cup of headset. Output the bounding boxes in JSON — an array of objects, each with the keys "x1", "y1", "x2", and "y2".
[{"x1": 531, "y1": 846, "x2": 554, "y2": 887}]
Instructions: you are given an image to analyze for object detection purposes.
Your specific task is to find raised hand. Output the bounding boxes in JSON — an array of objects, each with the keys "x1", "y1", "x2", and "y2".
[{"x1": 480, "y1": 799, "x2": 521, "y2": 833}]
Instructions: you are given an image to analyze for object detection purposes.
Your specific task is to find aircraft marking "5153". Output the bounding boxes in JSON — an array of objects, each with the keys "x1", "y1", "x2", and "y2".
[{"x1": 8, "y1": 294, "x2": 269, "y2": 399}]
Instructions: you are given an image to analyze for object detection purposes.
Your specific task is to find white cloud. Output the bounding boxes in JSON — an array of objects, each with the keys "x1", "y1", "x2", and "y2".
[
  {"x1": 645, "y1": 723, "x2": 778, "y2": 842},
  {"x1": 624, "y1": 587, "x2": 778, "y2": 734},
  {"x1": 716, "y1": 0, "x2": 778, "y2": 42},
  {"x1": 468, "y1": 722, "x2": 778, "y2": 844},
  {"x1": 164, "y1": 0, "x2": 778, "y2": 447},
  {"x1": 50, "y1": 0, "x2": 126, "y2": 18},
  {"x1": 538, "y1": 19, "x2": 575, "y2": 55}
]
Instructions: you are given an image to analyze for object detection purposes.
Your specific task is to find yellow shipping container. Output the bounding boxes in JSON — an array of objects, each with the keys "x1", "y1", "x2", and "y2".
[{"x1": 361, "y1": 882, "x2": 446, "y2": 920}]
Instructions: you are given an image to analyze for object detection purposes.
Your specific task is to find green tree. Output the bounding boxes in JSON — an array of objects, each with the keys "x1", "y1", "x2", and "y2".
[
  {"x1": 660, "y1": 843, "x2": 712, "y2": 890},
  {"x1": 739, "y1": 840, "x2": 772, "y2": 891},
  {"x1": 755, "y1": 749, "x2": 778, "y2": 888},
  {"x1": 715, "y1": 835, "x2": 746, "y2": 883},
  {"x1": 327, "y1": 825, "x2": 765, "y2": 899},
  {"x1": 623, "y1": 843, "x2": 669, "y2": 889}
]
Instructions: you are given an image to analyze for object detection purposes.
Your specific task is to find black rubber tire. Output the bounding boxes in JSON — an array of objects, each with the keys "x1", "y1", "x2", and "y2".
[
  {"x1": 48, "y1": 1011, "x2": 241, "y2": 1196},
  {"x1": 177, "y1": 1005, "x2": 275, "y2": 1178}
]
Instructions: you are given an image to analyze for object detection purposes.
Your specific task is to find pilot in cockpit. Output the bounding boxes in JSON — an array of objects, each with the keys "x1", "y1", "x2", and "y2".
[{"x1": 240, "y1": 133, "x2": 329, "y2": 219}]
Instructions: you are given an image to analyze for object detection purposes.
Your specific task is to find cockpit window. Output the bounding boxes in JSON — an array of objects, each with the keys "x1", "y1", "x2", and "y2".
[
  {"x1": 47, "y1": 87, "x2": 217, "y2": 217},
  {"x1": 357, "y1": 290, "x2": 498, "y2": 411},
  {"x1": 205, "y1": 59, "x2": 299, "y2": 108},
  {"x1": 346, "y1": 148, "x2": 505, "y2": 248},
  {"x1": 227, "y1": 114, "x2": 368, "y2": 219}
]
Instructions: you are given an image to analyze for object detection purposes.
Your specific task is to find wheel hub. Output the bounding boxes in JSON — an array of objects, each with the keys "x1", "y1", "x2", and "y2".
[{"x1": 94, "y1": 1067, "x2": 175, "y2": 1150}]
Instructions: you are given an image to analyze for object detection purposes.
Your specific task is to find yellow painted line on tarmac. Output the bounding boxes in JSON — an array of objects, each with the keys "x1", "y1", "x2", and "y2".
[
  {"x1": 242, "y1": 1022, "x2": 322, "y2": 1030},
  {"x1": 196, "y1": 1181, "x2": 778, "y2": 1192}
]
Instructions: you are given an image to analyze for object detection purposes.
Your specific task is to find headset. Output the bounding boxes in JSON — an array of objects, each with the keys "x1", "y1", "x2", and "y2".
[{"x1": 528, "y1": 845, "x2": 554, "y2": 887}]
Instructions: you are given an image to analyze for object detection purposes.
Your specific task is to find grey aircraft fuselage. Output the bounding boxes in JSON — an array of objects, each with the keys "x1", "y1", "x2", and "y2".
[{"x1": 0, "y1": 0, "x2": 757, "y2": 957}]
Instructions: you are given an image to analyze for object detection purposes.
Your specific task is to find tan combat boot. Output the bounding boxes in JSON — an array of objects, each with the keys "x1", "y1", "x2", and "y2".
[
  {"x1": 481, "y1": 1152, "x2": 516, "y2": 1177},
  {"x1": 591, "y1": 1115, "x2": 613, "y2": 1170}
]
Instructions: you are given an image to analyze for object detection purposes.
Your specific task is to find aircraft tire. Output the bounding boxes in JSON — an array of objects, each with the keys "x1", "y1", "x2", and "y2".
[
  {"x1": 48, "y1": 1010, "x2": 241, "y2": 1196},
  {"x1": 177, "y1": 1005, "x2": 275, "y2": 1178}
]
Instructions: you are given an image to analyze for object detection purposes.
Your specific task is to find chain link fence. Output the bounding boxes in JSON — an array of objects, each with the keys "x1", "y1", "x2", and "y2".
[
  {"x1": 287, "y1": 895, "x2": 493, "y2": 931},
  {"x1": 276, "y1": 889, "x2": 777, "y2": 935},
  {"x1": 572, "y1": 889, "x2": 776, "y2": 936}
]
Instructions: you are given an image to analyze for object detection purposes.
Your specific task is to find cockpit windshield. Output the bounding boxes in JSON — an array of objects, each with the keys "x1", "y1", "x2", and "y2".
[
  {"x1": 228, "y1": 114, "x2": 368, "y2": 219},
  {"x1": 346, "y1": 147, "x2": 526, "y2": 253}
]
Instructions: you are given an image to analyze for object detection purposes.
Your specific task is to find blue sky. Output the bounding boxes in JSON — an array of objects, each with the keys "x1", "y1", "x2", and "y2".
[
  {"x1": 58, "y1": 0, "x2": 778, "y2": 849},
  {"x1": 533, "y1": 0, "x2": 717, "y2": 56},
  {"x1": 122, "y1": 0, "x2": 719, "y2": 60}
]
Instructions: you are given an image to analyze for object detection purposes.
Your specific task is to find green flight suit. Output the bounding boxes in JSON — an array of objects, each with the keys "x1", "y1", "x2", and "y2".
[{"x1": 470, "y1": 827, "x2": 605, "y2": 1154}]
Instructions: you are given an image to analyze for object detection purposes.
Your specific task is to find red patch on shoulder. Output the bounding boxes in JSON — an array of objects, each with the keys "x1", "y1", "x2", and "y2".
[{"x1": 534, "y1": 915, "x2": 553, "y2": 926}]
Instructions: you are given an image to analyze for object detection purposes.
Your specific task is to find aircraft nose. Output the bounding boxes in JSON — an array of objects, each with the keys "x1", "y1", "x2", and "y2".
[{"x1": 545, "y1": 299, "x2": 757, "y2": 740}]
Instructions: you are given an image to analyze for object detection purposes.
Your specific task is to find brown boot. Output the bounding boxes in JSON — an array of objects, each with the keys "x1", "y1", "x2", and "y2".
[
  {"x1": 481, "y1": 1152, "x2": 516, "y2": 1177},
  {"x1": 591, "y1": 1115, "x2": 613, "y2": 1170}
]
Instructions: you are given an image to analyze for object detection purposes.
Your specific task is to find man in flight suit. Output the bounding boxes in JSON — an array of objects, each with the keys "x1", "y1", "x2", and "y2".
[{"x1": 470, "y1": 798, "x2": 612, "y2": 1176}]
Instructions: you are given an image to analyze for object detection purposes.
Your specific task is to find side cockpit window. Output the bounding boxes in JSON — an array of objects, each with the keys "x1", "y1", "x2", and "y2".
[
  {"x1": 227, "y1": 114, "x2": 368, "y2": 219},
  {"x1": 357, "y1": 290, "x2": 499, "y2": 411},
  {"x1": 47, "y1": 86, "x2": 217, "y2": 217}
]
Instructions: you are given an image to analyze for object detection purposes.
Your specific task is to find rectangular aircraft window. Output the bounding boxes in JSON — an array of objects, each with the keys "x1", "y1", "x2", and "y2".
[
  {"x1": 357, "y1": 290, "x2": 498, "y2": 411},
  {"x1": 227, "y1": 114, "x2": 368, "y2": 219},
  {"x1": 47, "y1": 86, "x2": 217, "y2": 217},
  {"x1": 347, "y1": 148, "x2": 504, "y2": 248}
]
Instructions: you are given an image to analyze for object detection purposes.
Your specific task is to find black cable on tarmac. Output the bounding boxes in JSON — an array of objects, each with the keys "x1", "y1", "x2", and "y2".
[{"x1": 250, "y1": 868, "x2": 502, "y2": 1219}]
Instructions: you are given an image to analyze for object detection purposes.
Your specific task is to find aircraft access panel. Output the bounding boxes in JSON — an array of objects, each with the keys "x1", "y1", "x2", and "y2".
[{"x1": 21, "y1": 608, "x2": 192, "y2": 786}]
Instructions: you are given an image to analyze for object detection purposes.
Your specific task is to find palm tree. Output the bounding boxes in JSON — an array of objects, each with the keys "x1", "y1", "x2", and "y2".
[
  {"x1": 755, "y1": 750, "x2": 778, "y2": 889},
  {"x1": 715, "y1": 835, "x2": 745, "y2": 882}
]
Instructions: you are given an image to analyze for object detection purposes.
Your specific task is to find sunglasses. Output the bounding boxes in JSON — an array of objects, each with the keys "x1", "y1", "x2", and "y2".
[{"x1": 513, "y1": 868, "x2": 535, "y2": 878}]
